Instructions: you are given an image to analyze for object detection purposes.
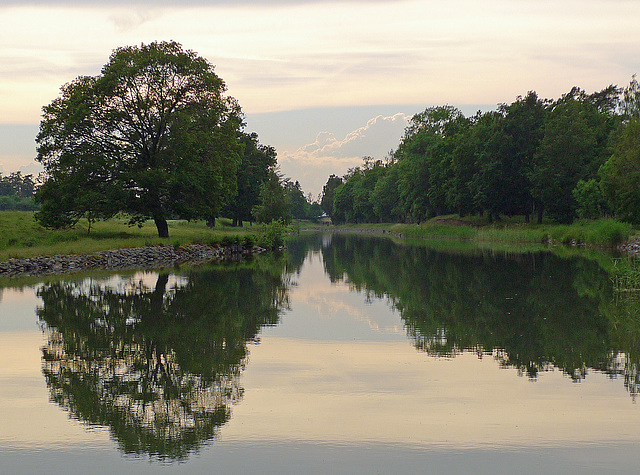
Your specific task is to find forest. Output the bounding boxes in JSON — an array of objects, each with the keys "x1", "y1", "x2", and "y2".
[{"x1": 321, "y1": 77, "x2": 640, "y2": 225}]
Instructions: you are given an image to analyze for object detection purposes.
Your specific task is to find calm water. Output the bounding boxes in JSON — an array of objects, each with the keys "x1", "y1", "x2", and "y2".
[{"x1": 1, "y1": 233, "x2": 640, "y2": 474}]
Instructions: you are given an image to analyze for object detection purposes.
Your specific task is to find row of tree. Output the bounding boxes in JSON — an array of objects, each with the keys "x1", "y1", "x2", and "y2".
[
  {"x1": 34, "y1": 41, "x2": 309, "y2": 237},
  {"x1": 322, "y1": 78, "x2": 640, "y2": 224},
  {"x1": 0, "y1": 171, "x2": 38, "y2": 211}
]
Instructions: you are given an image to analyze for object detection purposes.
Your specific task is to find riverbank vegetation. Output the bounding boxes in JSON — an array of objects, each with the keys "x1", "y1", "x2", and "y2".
[
  {"x1": 309, "y1": 215, "x2": 636, "y2": 248},
  {"x1": 320, "y1": 77, "x2": 640, "y2": 232},
  {"x1": 0, "y1": 211, "x2": 291, "y2": 261}
]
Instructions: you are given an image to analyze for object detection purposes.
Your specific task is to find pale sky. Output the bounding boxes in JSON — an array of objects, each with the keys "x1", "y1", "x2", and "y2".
[{"x1": 1, "y1": 0, "x2": 639, "y2": 195}]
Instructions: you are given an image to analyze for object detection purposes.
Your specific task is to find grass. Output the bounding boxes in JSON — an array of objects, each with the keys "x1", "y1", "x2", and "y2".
[
  {"x1": 612, "y1": 257, "x2": 640, "y2": 293},
  {"x1": 307, "y1": 215, "x2": 637, "y2": 248},
  {"x1": 0, "y1": 212, "x2": 258, "y2": 261}
]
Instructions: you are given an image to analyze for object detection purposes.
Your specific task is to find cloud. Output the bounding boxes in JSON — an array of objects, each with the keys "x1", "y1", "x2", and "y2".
[
  {"x1": 278, "y1": 113, "x2": 409, "y2": 197},
  {"x1": 304, "y1": 113, "x2": 408, "y2": 158},
  {"x1": 108, "y1": 9, "x2": 162, "y2": 32}
]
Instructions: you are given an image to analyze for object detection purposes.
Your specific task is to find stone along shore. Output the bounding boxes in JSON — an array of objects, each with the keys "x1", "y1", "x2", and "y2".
[{"x1": 0, "y1": 244, "x2": 261, "y2": 278}]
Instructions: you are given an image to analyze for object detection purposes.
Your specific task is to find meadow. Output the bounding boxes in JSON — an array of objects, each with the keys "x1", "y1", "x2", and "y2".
[{"x1": 0, "y1": 212, "x2": 257, "y2": 261}]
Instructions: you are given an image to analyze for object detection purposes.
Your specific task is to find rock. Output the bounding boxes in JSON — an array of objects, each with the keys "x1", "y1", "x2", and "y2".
[{"x1": 0, "y1": 243, "x2": 264, "y2": 278}]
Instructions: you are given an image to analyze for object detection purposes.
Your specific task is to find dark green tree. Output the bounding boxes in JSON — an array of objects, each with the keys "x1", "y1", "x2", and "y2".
[
  {"x1": 223, "y1": 132, "x2": 277, "y2": 227},
  {"x1": 393, "y1": 106, "x2": 464, "y2": 221},
  {"x1": 600, "y1": 119, "x2": 640, "y2": 223},
  {"x1": 531, "y1": 89, "x2": 612, "y2": 223},
  {"x1": 320, "y1": 174, "x2": 343, "y2": 218},
  {"x1": 286, "y1": 180, "x2": 309, "y2": 220},
  {"x1": 35, "y1": 41, "x2": 244, "y2": 237},
  {"x1": 620, "y1": 74, "x2": 640, "y2": 119},
  {"x1": 572, "y1": 178, "x2": 608, "y2": 219},
  {"x1": 372, "y1": 164, "x2": 403, "y2": 222},
  {"x1": 253, "y1": 169, "x2": 291, "y2": 224}
]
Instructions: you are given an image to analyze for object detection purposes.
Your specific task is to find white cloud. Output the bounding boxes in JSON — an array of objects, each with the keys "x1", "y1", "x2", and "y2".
[
  {"x1": 108, "y1": 9, "x2": 163, "y2": 32},
  {"x1": 278, "y1": 113, "x2": 409, "y2": 197}
]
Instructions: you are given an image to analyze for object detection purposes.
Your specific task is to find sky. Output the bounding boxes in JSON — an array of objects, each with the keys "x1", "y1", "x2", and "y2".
[{"x1": 1, "y1": 1, "x2": 639, "y2": 196}]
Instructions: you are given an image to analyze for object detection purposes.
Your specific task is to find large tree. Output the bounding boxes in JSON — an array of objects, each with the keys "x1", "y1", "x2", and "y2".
[
  {"x1": 35, "y1": 41, "x2": 244, "y2": 237},
  {"x1": 600, "y1": 119, "x2": 640, "y2": 223},
  {"x1": 223, "y1": 132, "x2": 277, "y2": 227}
]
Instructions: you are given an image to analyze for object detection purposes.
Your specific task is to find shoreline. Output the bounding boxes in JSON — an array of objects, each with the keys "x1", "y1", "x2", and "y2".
[
  {"x1": 0, "y1": 243, "x2": 262, "y2": 278},
  {"x1": 303, "y1": 223, "x2": 640, "y2": 256},
  {"x1": 1, "y1": 227, "x2": 639, "y2": 279}
]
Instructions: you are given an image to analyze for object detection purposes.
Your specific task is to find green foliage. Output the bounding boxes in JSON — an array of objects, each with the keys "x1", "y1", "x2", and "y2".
[
  {"x1": 0, "y1": 212, "x2": 261, "y2": 261},
  {"x1": 320, "y1": 81, "x2": 635, "y2": 227},
  {"x1": 0, "y1": 172, "x2": 36, "y2": 198},
  {"x1": 621, "y1": 74, "x2": 640, "y2": 119},
  {"x1": 600, "y1": 120, "x2": 640, "y2": 223},
  {"x1": 242, "y1": 234, "x2": 256, "y2": 248},
  {"x1": 547, "y1": 219, "x2": 632, "y2": 246},
  {"x1": 257, "y1": 219, "x2": 288, "y2": 250},
  {"x1": 285, "y1": 180, "x2": 309, "y2": 220},
  {"x1": 35, "y1": 41, "x2": 244, "y2": 238},
  {"x1": 252, "y1": 170, "x2": 291, "y2": 224},
  {"x1": 572, "y1": 179, "x2": 608, "y2": 219},
  {"x1": 0, "y1": 195, "x2": 38, "y2": 211},
  {"x1": 223, "y1": 132, "x2": 277, "y2": 226},
  {"x1": 612, "y1": 257, "x2": 640, "y2": 293},
  {"x1": 320, "y1": 174, "x2": 342, "y2": 217},
  {"x1": 531, "y1": 91, "x2": 614, "y2": 223},
  {"x1": 37, "y1": 263, "x2": 289, "y2": 458}
]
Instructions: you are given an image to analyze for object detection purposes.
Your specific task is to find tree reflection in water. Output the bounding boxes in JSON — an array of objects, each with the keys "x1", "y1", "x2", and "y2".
[
  {"x1": 38, "y1": 259, "x2": 289, "y2": 460},
  {"x1": 315, "y1": 233, "x2": 640, "y2": 399}
]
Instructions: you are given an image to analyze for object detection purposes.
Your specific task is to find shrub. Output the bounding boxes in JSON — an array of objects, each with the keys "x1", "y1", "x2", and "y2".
[
  {"x1": 242, "y1": 234, "x2": 256, "y2": 248},
  {"x1": 221, "y1": 235, "x2": 240, "y2": 247},
  {"x1": 258, "y1": 219, "x2": 287, "y2": 250}
]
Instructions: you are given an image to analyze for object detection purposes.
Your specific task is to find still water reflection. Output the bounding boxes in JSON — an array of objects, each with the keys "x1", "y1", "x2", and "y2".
[{"x1": 1, "y1": 233, "x2": 640, "y2": 473}]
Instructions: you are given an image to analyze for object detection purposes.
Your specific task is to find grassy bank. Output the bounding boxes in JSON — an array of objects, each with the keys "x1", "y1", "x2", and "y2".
[
  {"x1": 612, "y1": 257, "x2": 640, "y2": 293},
  {"x1": 0, "y1": 212, "x2": 260, "y2": 261},
  {"x1": 306, "y1": 215, "x2": 637, "y2": 248}
]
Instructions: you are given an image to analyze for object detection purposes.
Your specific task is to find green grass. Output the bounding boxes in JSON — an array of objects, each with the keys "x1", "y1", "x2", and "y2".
[
  {"x1": 0, "y1": 212, "x2": 259, "y2": 261},
  {"x1": 612, "y1": 257, "x2": 640, "y2": 293},
  {"x1": 307, "y1": 215, "x2": 636, "y2": 248}
]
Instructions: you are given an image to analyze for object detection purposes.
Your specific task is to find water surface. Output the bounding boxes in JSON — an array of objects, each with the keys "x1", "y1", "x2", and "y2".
[{"x1": 1, "y1": 234, "x2": 639, "y2": 473}]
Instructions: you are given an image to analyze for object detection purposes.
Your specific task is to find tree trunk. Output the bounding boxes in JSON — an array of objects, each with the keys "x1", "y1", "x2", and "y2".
[
  {"x1": 154, "y1": 217, "x2": 169, "y2": 238},
  {"x1": 150, "y1": 273, "x2": 169, "y2": 316},
  {"x1": 206, "y1": 217, "x2": 216, "y2": 228},
  {"x1": 537, "y1": 206, "x2": 544, "y2": 224}
]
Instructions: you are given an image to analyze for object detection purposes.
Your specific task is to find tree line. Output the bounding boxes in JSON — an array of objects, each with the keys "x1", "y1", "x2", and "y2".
[
  {"x1": 0, "y1": 171, "x2": 38, "y2": 211},
  {"x1": 322, "y1": 77, "x2": 640, "y2": 225},
  {"x1": 34, "y1": 41, "x2": 322, "y2": 238}
]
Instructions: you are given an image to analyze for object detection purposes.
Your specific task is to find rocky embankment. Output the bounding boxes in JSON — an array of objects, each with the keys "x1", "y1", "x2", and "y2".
[
  {"x1": 0, "y1": 244, "x2": 261, "y2": 278},
  {"x1": 619, "y1": 238, "x2": 640, "y2": 256}
]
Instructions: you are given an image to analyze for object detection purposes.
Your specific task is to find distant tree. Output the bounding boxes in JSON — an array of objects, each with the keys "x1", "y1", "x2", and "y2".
[
  {"x1": 572, "y1": 179, "x2": 608, "y2": 220},
  {"x1": 372, "y1": 164, "x2": 403, "y2": 222},
  {"x1": 600, "y1": 119, "x2": 640, "y2": 223},
  {"x1": 620, "y1": 74, "x2": 640, "y2": 120},
  {"x1": 253, "y1": 169, "x2": 291, "y2": 224},
  {"x1": 531, "y1": 90, "x2": 612, "y2": 223},
  {"x1": 320, "y1": 174, "x2": 343, "y2": 217},
  {"x1": 223, "y1": 132, "x2": 277, "y2": 227},
  {"x1": 35, "y1": 41, "x2": 243, "y2": 237},
  {"x1": 332, "y1": 175, "x2": 356, "y2": 224},
  {"x1": 0, "y1": 172, "x2": 38, "y2": 211},
  {"x1": 0, "y1": 172, "x2": 36, "y2": 198},
  {"x1": 393, "y1": 106, "x2": 464, "y2": 221},
  {"x1": 286, "y1": 180, "x2": 309, "y2": 220}
]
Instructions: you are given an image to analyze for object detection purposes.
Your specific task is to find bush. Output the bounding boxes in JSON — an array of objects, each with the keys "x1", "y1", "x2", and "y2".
[
  {"x1": 242, "y1": 234, "x2": 256, "y2": 248},
  {"x1": 221, "y1": 235, "x2": 240, "y2": 247},
  {"x1": 257, "y1": 219, "x2": 287, "y2": 250},
  {"x1": 548, "y1": 219, "x2": 632, "y2": 247}
]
